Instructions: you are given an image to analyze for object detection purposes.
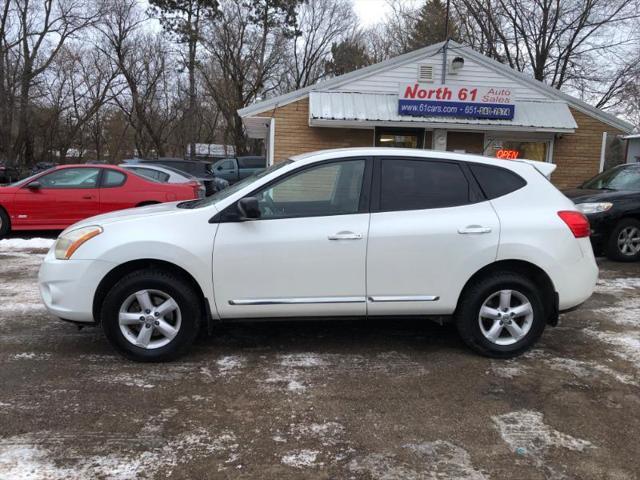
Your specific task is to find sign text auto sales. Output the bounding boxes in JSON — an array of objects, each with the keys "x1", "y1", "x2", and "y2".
[{"x1": 398, "y1": 83, "x2": 515, "y2": 120}]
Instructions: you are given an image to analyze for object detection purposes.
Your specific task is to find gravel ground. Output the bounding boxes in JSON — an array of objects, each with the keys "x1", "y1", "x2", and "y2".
[{"x1": 0, "y1": 239, "x2": 639, "y2": 479}]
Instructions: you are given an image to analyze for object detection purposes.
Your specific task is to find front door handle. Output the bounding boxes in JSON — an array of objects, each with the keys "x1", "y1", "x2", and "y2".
[
  {"x1": 328, "y1": 232, "x2": 363, "y2": 241},
  {"x1": 458, "y1": 225, "x2": 492, "y2": 234},
  {"x1": 82, "y1": 195, "x2": 95, "y2": 200}
]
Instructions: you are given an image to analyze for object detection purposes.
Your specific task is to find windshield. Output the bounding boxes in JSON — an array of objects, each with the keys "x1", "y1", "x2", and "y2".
[
  {"x1": 178, "y1": 160, "x2": 292, "y2": 209},
  {"x1": 582, "y1": 165, "x2": 640, "y2": 192}
]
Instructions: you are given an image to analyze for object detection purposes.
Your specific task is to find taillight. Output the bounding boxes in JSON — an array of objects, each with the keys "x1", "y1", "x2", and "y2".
[{"x1": 558, "y1": 211, "x2": 590, "y2": 238}]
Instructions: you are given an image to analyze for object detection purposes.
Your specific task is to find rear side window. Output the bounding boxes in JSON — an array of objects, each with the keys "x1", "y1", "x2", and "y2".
[
  {"x1": 469, "y1": 163, "x2": 527, "y2": 199},
  {"x1": 380, "y1": 159, "x2": 471, "y2": 211},
  {"x1": 238, "y1": 157, "x2": 266, "y2": 169},
  {"x1": 103, "y1": 170, "x2": 127, "y2": 187}
]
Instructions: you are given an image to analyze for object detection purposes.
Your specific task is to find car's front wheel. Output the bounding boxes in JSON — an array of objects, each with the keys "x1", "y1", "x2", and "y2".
[
  {"x1": 101, "y1": 269, "x2": 202, "y2": 362},
  {"x1": 606, "y1": 218, "x2": 640, "y2": 262},
  {"x1": 455, "y1": 272, "x2": 546, "y2": 358}
]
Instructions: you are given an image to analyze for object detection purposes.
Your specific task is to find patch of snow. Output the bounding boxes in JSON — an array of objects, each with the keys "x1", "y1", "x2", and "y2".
[
  {"x1": 0, "y1": 238, "x2": 54, "y2": 251},
  {"x1": 278, "y1": 353, "x2": 327, "y2": 368},
  {"x1": 216, "y1": 355, "x2": 244, "y2": 375},
  {"x1": 593, "y1": 296, "x2": 640, "y2": 327},
  {"x1": 595, "y1": 277, "x2": 640, "y2": 295},
  {"x1": 490, "y1": 362, "x2": 527, "y2": 379},
  {"x1": 10, "y1": 352, "x2": 51, "y2": 361},
  {"x1": 493, "y1": 410, "x2": 594, "y2": 461},
  {"x1": 584, "y1": 328, "x2": 640, "y2": 369},
  {"x1": 0, "y1": 429, "x2": 239, "y2": 479},
  {"x1": 281, "y1": 449, "x2": 319, "y2": 468},
  {"x1": 349, "y1": 441, "x2": 487, "y2": 480}
]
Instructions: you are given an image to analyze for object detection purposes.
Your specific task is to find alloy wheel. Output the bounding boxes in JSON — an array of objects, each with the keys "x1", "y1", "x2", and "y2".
[
  {"x1": 118, "y1": 289, "x2": 182, "y2": 349},
  {"x1": 617, "y1": 226, "x2": 640, "y2": 256},
  {"x1": 478, "y1": 289, "x2": 534, "y2": 346}
]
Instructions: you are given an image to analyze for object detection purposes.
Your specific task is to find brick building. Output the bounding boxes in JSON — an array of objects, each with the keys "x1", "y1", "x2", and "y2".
[{"x1": 239, "y1": 41, "x2": 633, "y2": 189}]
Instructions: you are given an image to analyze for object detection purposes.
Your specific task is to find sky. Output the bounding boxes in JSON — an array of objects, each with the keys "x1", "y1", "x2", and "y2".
[{"x1": 352, "y1": 0, "x2": 420, "y2": 27}]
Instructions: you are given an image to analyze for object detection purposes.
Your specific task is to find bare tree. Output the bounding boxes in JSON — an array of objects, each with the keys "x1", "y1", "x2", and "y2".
[
  {"x1": 199, "y1": 0, "x2": 299, "y2": 154},
  {"x1": 100, "y1": 0, "x2": 178, "y2": 158},
  {"x1": 457, "y1": 0, "x2": 639, "y2": 88},
  {"x1": 12, "y1": 0, "x2": 103, "y2": 165},
  {"x1": 280, "y1": 0, "x2": 356, "y2": 90}
]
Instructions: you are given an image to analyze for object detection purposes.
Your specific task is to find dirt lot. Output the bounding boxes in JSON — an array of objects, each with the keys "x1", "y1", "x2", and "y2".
[{"x1": 0, "y1": 238, "x2": 639, "y2": 480}]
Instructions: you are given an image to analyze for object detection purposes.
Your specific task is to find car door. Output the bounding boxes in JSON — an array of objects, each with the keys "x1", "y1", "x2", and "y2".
[
  {"x1": 366, "y1": 157, "x2": 500, "y2": 316},
  {"x1": 213, "y1": 157, "x2": 371, "y2": 319},
  {"x1": 11, "y1": 167, "x2": 100, "y2": 227}
]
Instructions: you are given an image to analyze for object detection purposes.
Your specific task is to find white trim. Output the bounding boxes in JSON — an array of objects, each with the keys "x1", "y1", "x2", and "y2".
[
  {"x1": 547, "y1": 136, "x2": 555, "y2": 163},
  {"x1": 239, "y1": 40, "x2": 632, "y2": 133},
  {"x1": 268, "y1": 118, "x2": 275, "y2": 166},
  {"x1": 599, "y1": 132, "x2": 608, "y2": 173},
  {"x1": 229, "y1": 296, "x2": 365, "y2": 305},
  {"x1": 308, "y1": 118, "x2": 575, "y2": 134}
]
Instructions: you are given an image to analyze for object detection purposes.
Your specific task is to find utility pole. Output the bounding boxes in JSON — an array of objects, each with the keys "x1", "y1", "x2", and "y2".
[{"x1": 440, "y1": 0, "x2": 451, "y2": 84}]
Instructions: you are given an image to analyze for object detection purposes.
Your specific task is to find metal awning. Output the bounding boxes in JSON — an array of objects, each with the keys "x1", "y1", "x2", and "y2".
[{"x1": 308, "y1": 91, "x2": 577, "y2": 133}]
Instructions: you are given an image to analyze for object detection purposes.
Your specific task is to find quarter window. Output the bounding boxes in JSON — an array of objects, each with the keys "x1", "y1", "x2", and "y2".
[
  {"x1": 36, "y1": 168, "x2": 100, "y2": 189},
  {"x1": 379, "y1": 159, "x2": 471, "y2": 211},
  {"x1": 469, "y1": 163, "x2": 527, "y2": 199},
  {"x1": 130, "y1": 167, "x2": 169, "y2": 183},
  {"x1": 254, "y1": 160, "x2": 366, "y2": 219}
]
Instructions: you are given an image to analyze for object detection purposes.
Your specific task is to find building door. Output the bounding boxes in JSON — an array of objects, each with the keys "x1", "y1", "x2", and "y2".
[{"x1": 375, "y1": 127, "x2": 424, "y2": 148}]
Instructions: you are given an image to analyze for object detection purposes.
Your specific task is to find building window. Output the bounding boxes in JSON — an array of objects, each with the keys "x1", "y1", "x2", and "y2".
[{"x1": 375, "y1": 128, "x2": 424, "y2": 149}]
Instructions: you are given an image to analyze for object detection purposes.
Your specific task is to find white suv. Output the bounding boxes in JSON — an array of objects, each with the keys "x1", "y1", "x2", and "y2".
[{"x1": 38, "y1": 148, "x2": 598, "y2": 361}]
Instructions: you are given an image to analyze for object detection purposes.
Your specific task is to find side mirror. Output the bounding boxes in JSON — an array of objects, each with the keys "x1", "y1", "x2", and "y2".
[
  {"x1": 27, "y1": 181, "x2": 42, "y2": 190},
  {"x1": 237, "y1": 197, "x2": 261, "y2": 220}
]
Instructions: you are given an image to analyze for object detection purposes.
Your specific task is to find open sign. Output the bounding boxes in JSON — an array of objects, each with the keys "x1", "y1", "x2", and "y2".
[{"x1": 496, "y1": 149, "x2": 520, "y2": 160}]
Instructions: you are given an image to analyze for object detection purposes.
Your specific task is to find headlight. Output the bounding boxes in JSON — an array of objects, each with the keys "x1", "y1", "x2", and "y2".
[
  {"x1": 575, "y1": 202, "x2": 613, "y2": 214},
  {"x1": 54, "y1": 226, "x2": 103, "y2": 260}
]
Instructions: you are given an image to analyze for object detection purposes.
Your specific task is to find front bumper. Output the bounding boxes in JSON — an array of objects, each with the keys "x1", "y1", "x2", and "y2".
[{"x1": 38, "y1": 249, "x2": 117, "y2": 323}]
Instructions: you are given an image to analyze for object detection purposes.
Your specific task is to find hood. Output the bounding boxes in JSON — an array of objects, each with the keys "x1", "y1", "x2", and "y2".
[
  {"x1": 563, "y1": 188, "x2": 636, "y2": 203},
  {"x1": 68, "y1": 201, "x2": 186, "y2": 231}
]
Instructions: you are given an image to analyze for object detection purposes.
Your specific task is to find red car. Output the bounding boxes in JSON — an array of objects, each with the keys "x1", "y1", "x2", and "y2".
[{"x1": 0, "y1": 164, "x2": 200, "y2": 237}]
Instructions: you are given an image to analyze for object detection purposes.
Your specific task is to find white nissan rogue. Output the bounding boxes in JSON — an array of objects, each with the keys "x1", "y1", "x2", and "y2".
[{"x1": 38, "y1": 148, "x2": 598, "y2": 361}]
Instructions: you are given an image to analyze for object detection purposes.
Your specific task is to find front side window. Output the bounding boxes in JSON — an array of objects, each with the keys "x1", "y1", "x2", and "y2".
[
  {"x1": 254, "y1": 160, "x2": 366, "y2": 219},
  {"x1": 379, "y1": 159, "x2": 470, "y2": 211},
  {"x1": 36, "y1": 168, "x2": 100, "y2": 189}
]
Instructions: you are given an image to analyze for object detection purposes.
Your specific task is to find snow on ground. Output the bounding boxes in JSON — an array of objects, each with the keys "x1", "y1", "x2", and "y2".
[
  {"x1": 348, "y1": 441, "x2": 488, "y2": 480},
  {"x1": 595, "y1": 277, "x2": 640, "y2": 295},
  {"x1": 0, "y1": 238, "x2": 54, "y2": 251},
  {"x1": 281, "y1": 449, "x2": 320, "y2": 468},
  {"x1": 493, "y1": 410, "x2": 594, "y2": 457}
]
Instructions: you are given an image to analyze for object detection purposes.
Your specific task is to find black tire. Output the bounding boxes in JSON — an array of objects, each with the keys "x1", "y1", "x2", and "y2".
[
  {"x1": 101, "y1": 269, "x2": 202, "y2": 362},
  {"x1": 605, "y1": 218, "x2": 640, "y2": 262},
  {"x1": 455, "y1": 272, "x2": 546, "y2": 358},
  {"x1": 0, "y1": 207, "x2": 10, "y2": 239}
]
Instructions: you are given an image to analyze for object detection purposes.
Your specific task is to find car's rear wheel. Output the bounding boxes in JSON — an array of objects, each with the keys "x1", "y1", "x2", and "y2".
[
  {"x1": 455, "y1": 272, "x2": 546, "y2": 358},
  {"x1": 606, "y1": 218, "x2": 640, "y2": 262},
  {"x1": 101, "y1": 269, "x2": 202, "y2": 362},
  {"x1": 0, "y1": 208, "x2": 10, "y2": 239}
]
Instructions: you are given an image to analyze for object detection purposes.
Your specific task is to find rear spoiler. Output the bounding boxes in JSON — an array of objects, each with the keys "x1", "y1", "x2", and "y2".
[{"x1": 515, "y1": 159, "x2": 557, "y2": 179}]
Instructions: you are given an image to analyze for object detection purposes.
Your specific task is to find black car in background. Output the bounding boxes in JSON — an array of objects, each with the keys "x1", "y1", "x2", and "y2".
[
  {"x1": 0, "y1": 161, "x2": 20, "y2": 184},
  {"x1": 564, "y1": 163, "x2": 640, "y2": 261},
  {"x1": 123, "y1": 158, "x2": 226, "y2": 195}
]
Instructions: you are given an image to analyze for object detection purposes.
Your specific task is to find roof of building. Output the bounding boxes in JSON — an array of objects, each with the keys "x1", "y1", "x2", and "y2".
[
  {"x1": 308, "y1": 92, "x2": 577, "y2": 133},
  {"x1": 239, "y1": 40, "x2": 632, "y2": 133}
]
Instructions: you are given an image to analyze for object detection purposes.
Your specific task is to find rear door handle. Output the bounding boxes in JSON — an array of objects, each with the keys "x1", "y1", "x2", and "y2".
[
  {"x1": 458, "y1": 225, "x2": 492, "y2": 234},
  {"x1": 82, "y1": 195, "x2": 95, "y2": 200},
  {"x1": 328, "y1": 232, "x2": 363, "y2": 241}
]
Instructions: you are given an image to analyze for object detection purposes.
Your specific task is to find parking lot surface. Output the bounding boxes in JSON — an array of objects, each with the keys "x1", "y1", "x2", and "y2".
[{"x1": 1, "y1": 238, "x2": 639, "y2": 479}]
